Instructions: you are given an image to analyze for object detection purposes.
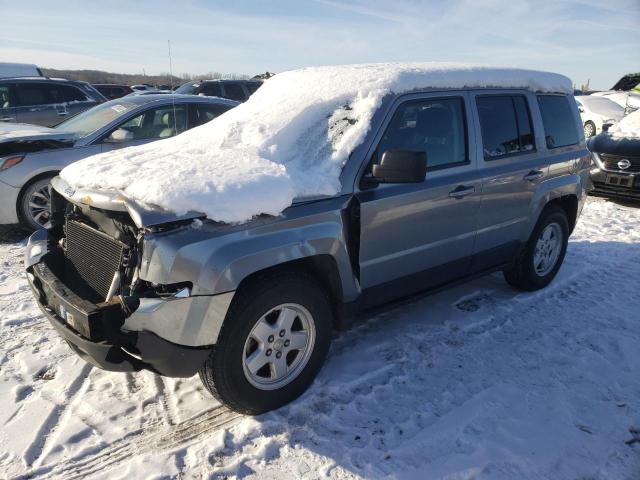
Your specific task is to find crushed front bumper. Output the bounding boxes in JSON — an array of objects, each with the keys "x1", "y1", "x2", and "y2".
[{"x1": 25, "y1": 230, "x2": 234, "y2": 378}]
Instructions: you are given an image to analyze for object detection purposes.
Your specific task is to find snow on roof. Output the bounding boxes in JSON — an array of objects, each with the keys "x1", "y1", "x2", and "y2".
[
  {"x1": 609, "y1": 110, "x2": 640, "y2": 138},
  {"x1": 60, "y1": 63, "x2": 572, "y2": 223}
]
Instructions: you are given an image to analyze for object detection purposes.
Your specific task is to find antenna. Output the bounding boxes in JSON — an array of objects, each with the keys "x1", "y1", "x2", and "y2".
[{"x1": 168, "y1": 39, "x2": 178, "y2": 135}]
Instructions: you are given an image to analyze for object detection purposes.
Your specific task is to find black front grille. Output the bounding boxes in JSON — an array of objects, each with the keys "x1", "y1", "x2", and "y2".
[
  {"x1": 64, "y1": 220, "x2": 127, "y2": 301},
  {"x1": 601, "y1": 154, "x2": 640, "y2": 173}
]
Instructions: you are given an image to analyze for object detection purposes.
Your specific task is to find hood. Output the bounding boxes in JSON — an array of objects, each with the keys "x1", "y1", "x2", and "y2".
[
  {"x1": 51, "y1": 176, "x2": 205, "y2": 229},
  {"x1": 588, "y1": 133, "x2": 640, "y2": 157},
  {"x1": 0, "y1": 123, "x2": 76, "y2": 144}
]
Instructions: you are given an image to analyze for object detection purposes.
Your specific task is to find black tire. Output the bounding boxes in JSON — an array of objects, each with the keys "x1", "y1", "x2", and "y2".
[
  {"x1": 199, "y1": 269, "x2": 333, "y2": 414},
  {"x1": 503, "y1": 205, "x2": 569, "y2": 291},
  {"x1": 584, "y1": 121, "x2": 596, "y2": 138},
  {"x1": 18, "y1": 174, "x2": 56, "y2": 231}
]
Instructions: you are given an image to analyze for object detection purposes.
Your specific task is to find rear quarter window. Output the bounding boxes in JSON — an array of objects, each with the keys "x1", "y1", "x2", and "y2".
[{"x1": 537, "y1": 95, "x2": 580, "y2": 148}]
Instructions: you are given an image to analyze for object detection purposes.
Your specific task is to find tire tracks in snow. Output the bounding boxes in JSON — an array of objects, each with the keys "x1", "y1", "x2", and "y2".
[
  {"x1": 211, "y1": 243, "x2": 640, "y2": 476},
  {"x1": 22, "y1": 364, "x2": 94, "y2": 469},
  {"x1": 18, "y1": 405, "x2": 242, "y2": 479}
]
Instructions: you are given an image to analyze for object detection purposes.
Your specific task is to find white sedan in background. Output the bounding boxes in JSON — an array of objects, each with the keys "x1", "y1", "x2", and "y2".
[{"x1": 575, "y1": 95, "x2": 625, "y2": 138}]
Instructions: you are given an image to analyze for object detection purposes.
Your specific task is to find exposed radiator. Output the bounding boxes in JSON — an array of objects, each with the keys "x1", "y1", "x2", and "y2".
[{"x1": 64, "y1": 220, "x2": 127, "y2": 301}]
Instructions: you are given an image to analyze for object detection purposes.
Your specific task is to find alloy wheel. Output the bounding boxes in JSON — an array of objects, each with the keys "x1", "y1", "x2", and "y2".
[
  {"x1": 533, "y1": 222, "x2": 562, "y2": 276},
  {"x1": 242, "y1": 303, "x2": 316, "y2": 390}
]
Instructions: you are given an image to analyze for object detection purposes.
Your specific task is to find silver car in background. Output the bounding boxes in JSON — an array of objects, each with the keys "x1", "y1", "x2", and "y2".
[{"x1": 0, "y1": 94, "x2": 238, "y2": 229}]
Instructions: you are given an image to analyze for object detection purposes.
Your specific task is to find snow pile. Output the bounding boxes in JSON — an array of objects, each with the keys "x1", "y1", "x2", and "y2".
[
  {"x1": 609, "y1": 110, "x2": 640, "y2": 138},
  {"x1": 60, "y1": 63, "x2": 572, "y2": 223}
]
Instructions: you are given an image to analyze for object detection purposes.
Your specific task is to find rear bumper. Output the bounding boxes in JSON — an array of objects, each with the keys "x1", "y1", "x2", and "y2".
[
  {"x1": 26, "y1": 247, "x2": 217, "y2": 378},
  {"x1": 589, "y1": 169, "x2": 640, "y2": 201},
  {"x1": 0, "y1": 178, "x2": 20, "y2": 224}
]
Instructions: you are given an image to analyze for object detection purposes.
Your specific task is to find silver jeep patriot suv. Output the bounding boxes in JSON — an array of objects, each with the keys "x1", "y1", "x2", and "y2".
[{"x1": 25, "y1": 66, "x2": 590, "y2": 414}]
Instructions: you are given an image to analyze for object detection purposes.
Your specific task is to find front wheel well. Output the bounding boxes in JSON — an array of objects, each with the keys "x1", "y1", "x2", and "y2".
[
  {"x1": 546, "y1": 194, "x2": 578, "y2": 234},
  {"x1": 16, "y1": 171, "x2": 59, "y2": 224},
  {"x1": 233, "y1": 255, "x2": 344, "y2": 329}
]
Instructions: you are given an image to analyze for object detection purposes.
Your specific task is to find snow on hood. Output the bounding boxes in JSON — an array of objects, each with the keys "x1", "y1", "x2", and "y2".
[
  {"x1": 0, "y1": 123, "x2": 76, "y2": 143},
  {"x1": 609, "y1": 110, "x2": 640, "y2": 138},
  {"x1": 60, "y1": 62, "x2": 572, "y2": 224}
]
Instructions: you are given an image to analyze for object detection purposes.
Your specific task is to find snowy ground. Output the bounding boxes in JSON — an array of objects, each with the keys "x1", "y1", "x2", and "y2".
[{"x1": 1, "y1": 196, "x2": 639, "y2": 479}]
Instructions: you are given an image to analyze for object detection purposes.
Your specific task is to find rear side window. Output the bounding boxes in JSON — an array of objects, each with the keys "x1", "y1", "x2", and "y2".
[
  {"x1": 191, "y1": 103, "x2": 231, "y2": 127},
  {"x1": 246, "y1": 82, "x2": 262, "y2": 94},
  {"x1": 14, "y1": 83, "x2": 51, "y2": 106},
  {"x1": 199, "y1": 82, "x2": 222, "y2": 97},
  {"x1": 537, "y1": 95, "x2": 580, "y2": 148},
  {"x1": 0, "y1": 85, "x2": 14, "y2": 108},
  {"x1": 223, "y1": 83, "x2": 246, "y2": 101},
  {"x1": 50, "y1": 85, "x2": 89, "y2": 103},
  {"x1": 476, "y1": 95, "x2": 535, "y2": 159},
  {"x1": 377, "y1": 97, "x2": 468, "y2": 170}
]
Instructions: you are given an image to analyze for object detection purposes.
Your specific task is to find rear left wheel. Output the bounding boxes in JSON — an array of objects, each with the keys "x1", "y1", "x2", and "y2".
[
  {"x1": 18, "y1": 175, "x2": 55, "y2": 230},
  {"x1": 503, "y1": 205, "x2": 569, "y2": 291}
]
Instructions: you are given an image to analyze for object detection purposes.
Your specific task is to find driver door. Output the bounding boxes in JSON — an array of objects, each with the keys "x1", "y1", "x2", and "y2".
[{"x1": 357, "y1": 92, "x2": 482, "y2": 306}]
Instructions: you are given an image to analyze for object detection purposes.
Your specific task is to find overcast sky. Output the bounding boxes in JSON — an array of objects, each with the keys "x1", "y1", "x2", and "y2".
[{"x1": 1, "y1": 0, "x2": 638, "y2": 89}]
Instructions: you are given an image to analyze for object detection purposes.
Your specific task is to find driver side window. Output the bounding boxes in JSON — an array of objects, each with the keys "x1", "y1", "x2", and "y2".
[
  {"x1": 104, "y1": 105, "x2": 187, "y2": 143},
  {"x1": 377, "y1": 97, "x2": 469, "y2": 171}
]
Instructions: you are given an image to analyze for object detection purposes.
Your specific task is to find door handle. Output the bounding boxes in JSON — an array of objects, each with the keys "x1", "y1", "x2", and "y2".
[
  {"x1": 0, "y1": 116, "x2": 13, "y2": 122},
  {"x1": 448, "y1": 185, "x2": 475, "y2": 199},
  {"x1": 57, "y1": 111, "x2": 69, "y2": 116},
  {"x1": 523, "y1": 170, "x2": 544, "y2": 181}
]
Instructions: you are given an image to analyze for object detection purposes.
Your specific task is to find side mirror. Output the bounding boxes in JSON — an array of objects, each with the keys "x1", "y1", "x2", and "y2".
[
  {"x1": 577, "y1": 105, "x2": 584, "y2": 113},
  {"x1": 105, "y1": 128, "x2": 134, "y2": 143},
  {"x1": 602, "y1": 122, "x2": 613, "y2": 132},
  {"x1": 372, "y1": 150, "x2": 427, "y2": 183}
]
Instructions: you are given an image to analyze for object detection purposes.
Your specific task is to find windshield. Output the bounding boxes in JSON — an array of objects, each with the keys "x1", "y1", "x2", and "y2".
[
  {"x1": 55, "y1": 101, "x2": 139, "y2": 138},
  {"x1": 175, "y1": 82, "x2": 199, "y2": 95}
]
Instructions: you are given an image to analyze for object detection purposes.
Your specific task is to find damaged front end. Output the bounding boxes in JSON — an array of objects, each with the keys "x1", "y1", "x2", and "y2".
[{"x1": 25, "y1": 177, "x2": 233, "y2": 377}]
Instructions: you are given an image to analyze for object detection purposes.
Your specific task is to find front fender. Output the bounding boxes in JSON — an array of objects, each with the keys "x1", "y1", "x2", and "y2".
[{"x1": 140, "y1": 197, "x2": 361, "y2": 302}]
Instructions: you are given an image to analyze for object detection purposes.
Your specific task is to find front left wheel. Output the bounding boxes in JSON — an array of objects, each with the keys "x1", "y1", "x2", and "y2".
[
  {"x1": 199, "y1": 270, "x2": 333, "y2": 414},
  {"x1": 18, "y1": 175, "x2": 55, "y2": 230}
]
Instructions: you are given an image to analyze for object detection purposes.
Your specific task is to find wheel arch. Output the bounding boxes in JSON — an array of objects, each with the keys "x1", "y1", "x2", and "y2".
[
  {"x1": 546, "y1": 194, "x2": 579, "y2": 234},
  {"x1": 16, "y1": 171, "x2": 59, "y2": 224},
  {"x1": 231, "y1": 255, "x2": 347, "y2": 330}
]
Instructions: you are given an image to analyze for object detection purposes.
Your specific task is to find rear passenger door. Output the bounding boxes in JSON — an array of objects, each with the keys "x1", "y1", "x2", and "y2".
[
  {"x1": 0, "y1": 84, "x2": 17, "y2": 123},
  {"x1": 471, "y1": 91, "x2": 545, "y2": 271},
  {"x1": 357, "y1": 92, "x2": 481, "y2": 304}
]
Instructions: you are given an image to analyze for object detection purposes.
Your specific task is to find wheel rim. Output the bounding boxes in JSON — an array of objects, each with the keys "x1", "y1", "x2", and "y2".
[
  {"x1": 28, "y1": 184, "x2": 52, "y2": 227},
  {"x1": 533, "y1": 223, "x2": 562, "y2": 277},
  {"x1": 584, "y1": 123, "x2": 595, "y2": 138},
  {"x1": 242, "y1": 303, "x2": 316, "y2": 390}
]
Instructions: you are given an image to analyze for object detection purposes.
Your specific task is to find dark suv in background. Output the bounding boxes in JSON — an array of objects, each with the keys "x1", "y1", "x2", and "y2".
[
  {"x1": 0, "y1": 77, "x2": 106, "y2": 126},
  {"x1": 175, "y1": 79, "x2": 262, "y2": 102}
]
